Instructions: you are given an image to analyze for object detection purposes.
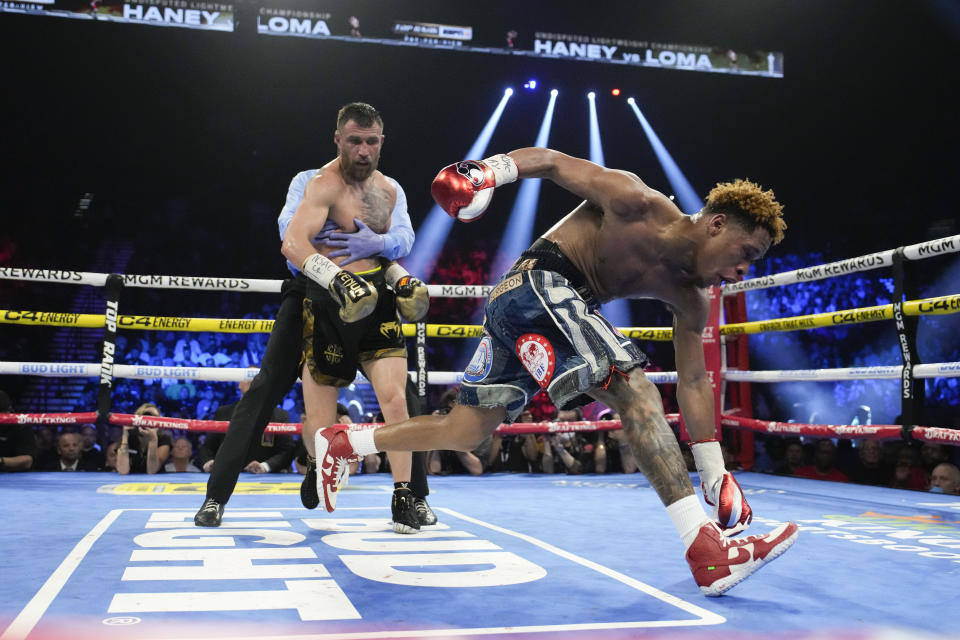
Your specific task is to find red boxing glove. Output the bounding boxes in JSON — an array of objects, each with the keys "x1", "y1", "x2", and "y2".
[
  {"x1": 703, "y1": 472, "x2": 753, "y2": 536},
  {"x1": 431, "y1": 154, "x2": 518, "y2": 222}
]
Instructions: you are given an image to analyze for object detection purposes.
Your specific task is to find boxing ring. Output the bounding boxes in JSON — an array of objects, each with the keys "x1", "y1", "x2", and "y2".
[{"x1": 1, "y1": 234, "x2": 959, "y2": 639}]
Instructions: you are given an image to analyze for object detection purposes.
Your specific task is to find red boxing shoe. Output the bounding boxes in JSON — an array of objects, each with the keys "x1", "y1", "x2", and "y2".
[
  {"x1": 686, "y1": 520, "x2": 799, "y2": 597},
  {"x1": 314, "y1": 425, "x2": 357, "y2": 513},
  {"x1": 703, "y1": 472, "x2": 753, "y2": 535}
]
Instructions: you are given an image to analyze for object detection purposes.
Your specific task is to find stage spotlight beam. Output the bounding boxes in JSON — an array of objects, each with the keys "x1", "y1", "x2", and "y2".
[
  {"x1": 627, "y1": 98, "x2": 703, "y2": 214},
  {"x1": 588, "y1": 91, "x2": 630, "y2": 326},
  {"x1": 403, "y1": 89, "x2": 514, "y2": 280},
  {"x1": 489, "y1": 90, "x2": 559, "y2": 280}
]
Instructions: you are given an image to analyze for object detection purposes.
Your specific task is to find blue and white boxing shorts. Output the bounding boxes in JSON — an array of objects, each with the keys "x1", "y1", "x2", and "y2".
[{"x1": 457, "y1": 238, "x2": 649, "y2": 422}]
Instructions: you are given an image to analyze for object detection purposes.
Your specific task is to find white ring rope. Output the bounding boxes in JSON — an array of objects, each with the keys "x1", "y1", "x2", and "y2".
[
  {"x1": 2, "y1": 234, "x2": 956, "y2": 298},
  {"x1": 722, "y1": 234, "x2": 959, "y2": 295},
  {"x1": 3, "y1": 360, "x2": 959, "y2": 385},
  {"x1": 0, "y1": 362, "x2": 683, "y2": 386},
  {"x1": 0, "y1": 268, "x2": 493, "y2": 299},
  {"x1": 724, "y1": 362, "x2": 960, "y2": 383}
]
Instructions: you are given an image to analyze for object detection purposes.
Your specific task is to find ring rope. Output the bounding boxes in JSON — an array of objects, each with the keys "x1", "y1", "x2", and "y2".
[
  {"x1": 2, "y1": 292, "x2": 956, "y2": 338},
  {"x1": 724, "y1": 361, "x2": 960, "y2": 382},
  {"x1": 2, "y1": 234, "x2": 956, "y2": 299},
  {"x1": 722, "y1": 415, "x2": 960, "y2": 446},
  {"x1": 722, "y1": 294, "x2": 960, "y2": 336},
  {"x1": 0, "y1": 310, "x2": 677, "y2": 340},
  {"x1": 721, "y1": 234, "x2": 959, "y2": 295},
  {"x1": 2, "y1": 411, "x2": 956, "y2": 447},
  {"x1": 722, "y1": 415, "x2": 904, "y2": 440},
  {"x1": 0, "y1": 362, "x2": 686, "y2": 385},
  {"x1": 3, "y1": 360, "x2": 959, "y2": 384},
  {"x1": 0, "y1": 268, "x2": 494, "y2": 299}
]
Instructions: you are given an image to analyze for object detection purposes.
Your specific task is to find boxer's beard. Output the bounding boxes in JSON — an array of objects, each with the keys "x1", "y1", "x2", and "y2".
[{"x1": 343, "y1": 156, "x2": 377, "y2": 181}]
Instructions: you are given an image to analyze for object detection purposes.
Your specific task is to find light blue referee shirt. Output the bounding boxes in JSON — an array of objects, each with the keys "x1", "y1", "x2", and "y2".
[{"x1": 277, "y1": 169, "x2": 415, "y2": 275}]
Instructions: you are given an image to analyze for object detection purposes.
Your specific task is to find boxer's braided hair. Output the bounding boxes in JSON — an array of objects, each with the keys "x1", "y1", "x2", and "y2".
[{"x1": 705, "y1": 179, "x2": 786, "y2": 245}]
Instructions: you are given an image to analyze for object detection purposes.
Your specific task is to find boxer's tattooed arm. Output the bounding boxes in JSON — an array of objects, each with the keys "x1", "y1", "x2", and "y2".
[
  {"x1": 622, "y1": 409, "x2": 695, "y2": 506},
  {"x1": 360, "y1": 186, "x2": 393, "y2": 233}
]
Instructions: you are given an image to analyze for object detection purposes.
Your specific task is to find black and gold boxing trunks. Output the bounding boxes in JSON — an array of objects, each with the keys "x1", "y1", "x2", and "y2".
[{"x1": 300, "y1": 266, "x2": 406, "y2": 387}]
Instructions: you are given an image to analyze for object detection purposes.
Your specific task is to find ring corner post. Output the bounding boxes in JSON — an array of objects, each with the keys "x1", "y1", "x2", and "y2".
[
  {"x1": 722, "y1": 289, "x2": 754, "y2": 470},
  {"x1": 96, "y1": 274, "x2": 124, "y2": 432}
]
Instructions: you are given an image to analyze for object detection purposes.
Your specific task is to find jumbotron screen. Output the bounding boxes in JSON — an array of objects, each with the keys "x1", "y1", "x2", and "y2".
[{"x1": 1, "y1": 0, "x2": 783, "y2": 77}]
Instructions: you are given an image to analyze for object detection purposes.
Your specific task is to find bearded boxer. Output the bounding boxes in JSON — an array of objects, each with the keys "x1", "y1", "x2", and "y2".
[
  {"x1": 194, "y1": 102, "x2": 435, "y2": 533},
  {"x1": 279, "y1": 102, "x2": 434, "y2": 533},
  {"x1": 313, "y1": 147, "x2": 798, "y2": 595}
]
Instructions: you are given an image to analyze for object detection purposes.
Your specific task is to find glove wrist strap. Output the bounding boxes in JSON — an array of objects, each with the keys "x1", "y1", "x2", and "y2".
[
  {"x1": 301, "y1": 253, "x2": 340, "y2": 289},
  {"x1": 483, "y1": 154, "x2": 518, "y2": 185},
  {"x1": 690, "y1": 440, "x2": 725, "y2": 484},
  {"x1": 384, "y1": 262, "x2": 409, "y2": 287}
]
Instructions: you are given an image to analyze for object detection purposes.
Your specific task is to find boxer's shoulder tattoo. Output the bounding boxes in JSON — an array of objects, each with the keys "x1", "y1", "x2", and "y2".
[{"x1": 359, "y1": 185, "x2": 392, "y2": 233}]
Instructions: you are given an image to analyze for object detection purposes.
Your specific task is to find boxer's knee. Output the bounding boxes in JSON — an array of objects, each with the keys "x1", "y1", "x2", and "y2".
[
  {"x1": 445, "y1": 405, "x2": 502, "y2": 451},
  {"x1": 377, "y1": 385, "x2": 409, "y2": 424},
  {"x1": 598, "y1": 366, "x2": 662, "y2": 424}
]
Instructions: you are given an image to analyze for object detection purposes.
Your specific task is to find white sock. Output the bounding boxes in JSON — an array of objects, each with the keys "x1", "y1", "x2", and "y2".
[
  {"x1": 690, "y1": 440, "x2": 725, "y2": 491},
  {"x1": 347, "y1": 428, "x2": 379, "y2": 456},
  {"x1": 667, "y1": 495, "x2": 710, "y2": 549}
]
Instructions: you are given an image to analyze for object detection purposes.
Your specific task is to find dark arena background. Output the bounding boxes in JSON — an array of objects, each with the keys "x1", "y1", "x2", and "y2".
[{"x1": 1, "y1": 1, "x2": 959, "y2": 639}]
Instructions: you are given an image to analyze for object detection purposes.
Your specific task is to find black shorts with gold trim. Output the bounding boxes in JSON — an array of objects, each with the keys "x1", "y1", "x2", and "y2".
[{"x1": 300, "y1": 266, "x2": 406, "y2": 387}]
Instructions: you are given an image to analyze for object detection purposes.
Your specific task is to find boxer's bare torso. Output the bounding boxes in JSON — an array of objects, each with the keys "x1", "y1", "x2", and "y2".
[
  {"x1": 504, "y1": 148, "x2": 772, "y2": 331},
  {"x1": 544, "y1": 186, "x2": 711, "y2": 323},
  {"x1": 303, "y1": 160, "x2": 396, "y2": 274}
]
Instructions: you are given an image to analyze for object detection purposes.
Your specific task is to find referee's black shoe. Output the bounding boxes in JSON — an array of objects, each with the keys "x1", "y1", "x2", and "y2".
[
  {"x1": 300, "y1": 457, "x2": 320, "y2": 509},
  {"x1": 194, "y1": 498, "x2": 224, "y2": 527}
]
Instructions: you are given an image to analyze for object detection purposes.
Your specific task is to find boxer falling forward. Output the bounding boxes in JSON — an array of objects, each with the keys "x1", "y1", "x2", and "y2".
[{"x1": 314, "y1": 147, "x2": 798, "y2": 596}]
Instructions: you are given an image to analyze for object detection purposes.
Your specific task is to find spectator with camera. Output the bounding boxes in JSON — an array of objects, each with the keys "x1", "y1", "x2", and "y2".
[{"x1": 116, "y1": 403, "x2": 172, "y2": 475}]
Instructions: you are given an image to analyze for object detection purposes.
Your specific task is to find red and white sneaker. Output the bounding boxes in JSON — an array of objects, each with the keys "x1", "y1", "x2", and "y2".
[
  {"x1": 686, "y1": 520, "x2": 798, "y2": 597},
  {"x1": 703, "y1": 472, "x2": 753, "y2": 535},
  {"x1": 314, "y1": 425, "x2": 357, "y2": 513}
]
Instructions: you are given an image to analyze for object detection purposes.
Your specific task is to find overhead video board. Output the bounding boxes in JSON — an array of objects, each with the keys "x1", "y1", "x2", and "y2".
[
  {"x1": 256, "y1": 7, "x2": 783, "y2": 78},
  {"x1": 1, "y1": 0, "x2": 234, "y2": 31},
  {"x1": 2, "y1": 1, "x2": 782, "y2": 77}
]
